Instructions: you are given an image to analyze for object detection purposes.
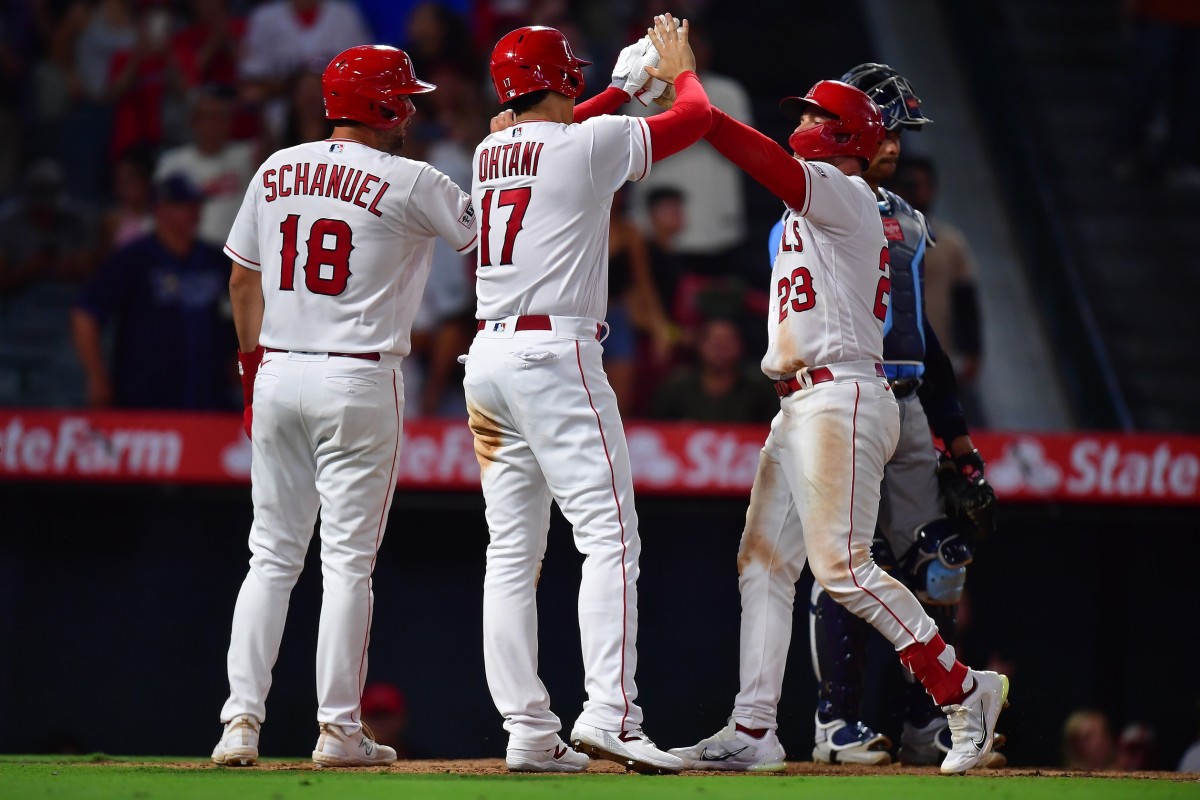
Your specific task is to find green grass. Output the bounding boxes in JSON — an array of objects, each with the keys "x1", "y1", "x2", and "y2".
[{"x1": 1, "y1": 758, "x2": 1197, "y2": 800}]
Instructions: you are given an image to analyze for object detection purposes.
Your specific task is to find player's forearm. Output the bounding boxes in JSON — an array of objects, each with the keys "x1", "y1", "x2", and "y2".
[
  {"x1": 705, "y1": 108, "x2": 808, "y2": 209},
  {"x1": 918, "y1": 319, "x2": 970, "y2": 445},
  {"x1": 229, "y1": 263, "x2": 265, "y2": 352},
  {"x1": 644, "y1": 71, "x2": 711, "y2": 162},
  {"x1": 573, "y1": 86, "x2": 629, "y2": 123},
  {"x1": 70, "y1": 308, "x2": 108, "y2": 383}
]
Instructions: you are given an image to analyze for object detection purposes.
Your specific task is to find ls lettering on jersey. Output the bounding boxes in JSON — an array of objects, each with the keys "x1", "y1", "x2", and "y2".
[{"x1": 262, "y1": 161, "x2": 390, "y2": 218}]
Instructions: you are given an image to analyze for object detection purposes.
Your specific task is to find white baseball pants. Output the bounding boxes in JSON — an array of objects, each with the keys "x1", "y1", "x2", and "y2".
[
  {"x1": 463, "y1": 316, "x2": 642, "y2": 750},
  {"x1": 732, "y1": 364, "x2": 938, "y2": 730},
  {"x1": 220, "y1": 351, "x2": 403, "y2": 734}
]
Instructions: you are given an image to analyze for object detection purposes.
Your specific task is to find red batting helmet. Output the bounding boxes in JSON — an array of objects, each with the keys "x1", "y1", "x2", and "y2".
[
  {"x1": 779, "y1": 80, "x2": 886, "y2": 168},
  {"x1": 322, "y1": 45, "x2": 435, "y2": 130},
  {"x1": 489, "y1": 26, "x2": 591, "y2": 103}
]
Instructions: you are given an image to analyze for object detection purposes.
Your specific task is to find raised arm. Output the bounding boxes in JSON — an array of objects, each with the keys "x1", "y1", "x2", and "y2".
[
  {"x1": 641, "y1": 14, "x2": 711, "y2": 162},
  {"x1": 574, "y1": 86, "x2": 630, "y2": 122},
  {"x1": 705, "y1": 108, "x2": 809, "y2": 210}
]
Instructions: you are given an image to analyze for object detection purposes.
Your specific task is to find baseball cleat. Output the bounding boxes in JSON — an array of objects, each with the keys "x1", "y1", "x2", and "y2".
[
  {"x1": 813, "y1": 713, "x2": 892, "y2": 765},
  {"x1": 668, "y1": 721, "x2": 786, "y2": 772},
  {"x1": 506, "y1": 738, "x2": 590, "y2": 773},
  {"x1": 311, "y1": 722, "x2": 397, "y2": 767},
  {"x1": 569, "y1": 722, "x2": 685, "y2": 774},
  {"x1": 212, "y1": 714, "x2": 260, "y2": 766},
  {"x1": 939, "y1": 670, "x2": 1009, "y2": 773},
  {"x1": 900, "y1": 717, "x2": 1008, "y2": 768}
]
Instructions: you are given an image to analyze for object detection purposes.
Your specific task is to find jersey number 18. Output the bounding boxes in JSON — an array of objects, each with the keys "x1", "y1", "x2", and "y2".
[{"x1": 278, "y1": 214, "x2": 354, "y2": 296}]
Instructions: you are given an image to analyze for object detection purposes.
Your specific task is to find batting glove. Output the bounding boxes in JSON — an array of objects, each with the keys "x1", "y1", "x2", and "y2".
[
  {"x1": 611, "y1": 37, "x2": 667, "y2": 106},
  {"x1": 237, "y1": 345, "x2": 264, "y2": 439}
]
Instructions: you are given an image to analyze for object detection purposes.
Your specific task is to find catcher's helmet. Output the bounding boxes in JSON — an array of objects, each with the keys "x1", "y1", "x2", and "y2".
[
  {"x1": 322, "y1": 45, "x2": 435, "y2": 130},
  {"x1": 779, "y1": 80, "x2": 885, "y2": 168},
  {"x1": 839, "y1": 62, "x2": 931, "y2": 131},
  {"x1": 490, "y1": 26, "x2": 591, "y2": 103}
]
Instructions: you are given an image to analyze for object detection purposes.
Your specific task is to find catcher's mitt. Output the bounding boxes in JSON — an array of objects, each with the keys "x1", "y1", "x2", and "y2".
[{"x1": 937, "y1": 448, "x2": 998, "y2": 544}]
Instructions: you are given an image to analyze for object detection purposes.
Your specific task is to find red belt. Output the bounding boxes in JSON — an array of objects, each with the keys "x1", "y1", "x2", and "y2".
[
  {"x1": 774, "y1": 363, "x2": 886, "y2": 398},
  {"x1": 263, "y1": 347, "x2": 381, "y2": 361},
  {"x1": 476, "y1": 315, "x2": 603, "y2": 341}
]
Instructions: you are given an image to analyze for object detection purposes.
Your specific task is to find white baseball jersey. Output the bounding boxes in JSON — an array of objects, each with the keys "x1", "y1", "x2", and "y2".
[
  {"x1": 471, "y1": 115, "x2": 652, "y2": 321},
  {"x1": 764, "y1": 160, "x2": 889, "y2": 378},
  {"x1": 225, "y1": 138, "x2": 477, "y2": 356},
  {"x1": 156, "y1": 141, "x2": 257, "y2": 247}
]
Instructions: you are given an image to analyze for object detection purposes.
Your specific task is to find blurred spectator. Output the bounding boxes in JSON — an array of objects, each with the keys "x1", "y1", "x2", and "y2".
[
  {"x1": 889, "y1": 156, "x2": 985, "y2": 421},
  {"x1": 59, "y1": 0, "x2": 138, "y2": 199},
  {"x1": 102, "y1": 147, "x2": 156, "y2": 253},
  {"x1": 1062, "y1": 708, "x2": 1116, "y2": 770},
  {"x1": 156, "y1": 87, "x2": 257, "y2": 247},
  {"x1": 644, "y1": 187, "x2": 686, "y2": 322},
  {"x1": 1115, "y1": 722, "x2": 1157, "y2": 771},
  {"x1": 239, "y1": 0, "x2": 370, "y2": 142},
  {"x1": 172, "y1": 0, "x2": 244, "y2": 90},
  {"x1": 607, "y1": 190, "x2": 673, "y2": 416},
  {"x1": 172, "y1": 0, "x2": 256, "y2": 140},
  {"x1": 360, "y1": 682, "x2": 410, "y2": 756},
  {"x1": 358, "y1": 0, "x2": 470, "y2": 46},
  {"x1": 107, "y1": 4, "x2": 177, "y2": 159},
  {"x1": 404, "y1": 2, "x2": 481, "y2": 81},
  {"x1": 651, "y1": 317, "x2": 777, "y2": 423},
  {"x1": 403, "y1": 110, "x2": 478, "y2": 418},
  {"x1": 0, "y1": 160, "x2": 95, "y2": 296},
  {"x1": 0, "y1": 159, "x2": 94, "y2": 407},
  {"x1": 1114, "y1": 0, "x2": 1200, "y2": 187},
  {"x1": 279, "y1": 70, "x2": 330, "y2": 147},
  {"x1": 0, "y1": 0, "x2": 37, "y2": 195},
  {"x1": 72, "y1": 175, "x2": 236, "y2": 409},
  {"x1": 630, "y1": 26, "x2": 752, "y2": 278}
]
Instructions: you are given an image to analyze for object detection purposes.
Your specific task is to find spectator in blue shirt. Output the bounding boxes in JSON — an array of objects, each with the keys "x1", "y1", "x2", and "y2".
[{"x1": 72, "y1": 174, "x2": 237, "y2": 410}]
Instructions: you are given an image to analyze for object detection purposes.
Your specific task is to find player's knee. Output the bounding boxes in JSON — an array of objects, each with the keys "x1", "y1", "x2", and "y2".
[{"x1": 809, "y1": 540, "x2": 872, "y2": 594}]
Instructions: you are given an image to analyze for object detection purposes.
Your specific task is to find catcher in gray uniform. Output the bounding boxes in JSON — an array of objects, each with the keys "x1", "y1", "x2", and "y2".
[{"x1": 804, "y1": 63, "x2": 1000, "y2": 767}]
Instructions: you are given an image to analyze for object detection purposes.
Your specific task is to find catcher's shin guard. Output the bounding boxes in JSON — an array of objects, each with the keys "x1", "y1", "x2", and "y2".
[{"x1": 809, "y1": 583, "x2": 871, "y2": 720}]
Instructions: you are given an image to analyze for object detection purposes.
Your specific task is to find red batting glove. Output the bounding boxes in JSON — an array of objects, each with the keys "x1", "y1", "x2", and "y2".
[{"x1": 237, "y1": 346, "x2": 264, "y2": 438}]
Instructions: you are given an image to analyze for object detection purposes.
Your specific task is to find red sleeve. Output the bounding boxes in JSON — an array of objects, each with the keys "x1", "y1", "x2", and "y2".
[
  {"x1": 573, "y1": 86, "x2": 630, "y2": 123},
  {"x1": 704, "y1": 108, "x2": 808, "y2": 210},
  {"x1": 643, "y1": 70, "x2": 712, "y2": 163}
]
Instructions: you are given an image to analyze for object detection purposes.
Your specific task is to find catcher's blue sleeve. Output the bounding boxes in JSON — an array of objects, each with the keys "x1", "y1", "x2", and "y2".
[{"x1": 767, "y1": 219, "x2": 783, "y2": 267}]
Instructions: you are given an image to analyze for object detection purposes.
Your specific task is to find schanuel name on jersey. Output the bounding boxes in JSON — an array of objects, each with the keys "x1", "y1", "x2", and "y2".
[
  {"x1": 261, "y1": 162, "x2": 391, "y2": 218},
  {"x1": 478, "y1": 140, "x2": 545, "y2": 183}
]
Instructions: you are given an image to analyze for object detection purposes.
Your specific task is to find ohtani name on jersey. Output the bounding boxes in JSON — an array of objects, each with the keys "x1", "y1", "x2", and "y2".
[
  {"x1": 261, "y1": 163, "x2": 390, "y2": 217},
  {"x1": 477, "y1": 141, "x2": 545, "y2": 183}
]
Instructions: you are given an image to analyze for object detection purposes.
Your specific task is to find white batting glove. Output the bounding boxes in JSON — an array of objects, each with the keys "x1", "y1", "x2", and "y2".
[
  {"x1": 611, "y1": 37, "x2": 666, "y2": 105},
  {"x1": 631, "y1": 37, "x2": 668, "y2": 107}
]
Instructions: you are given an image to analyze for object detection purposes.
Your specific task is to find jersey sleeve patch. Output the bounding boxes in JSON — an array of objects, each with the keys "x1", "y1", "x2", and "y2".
[{"x1": 459, "y1": 200, "x2": 476, "y2": 229}]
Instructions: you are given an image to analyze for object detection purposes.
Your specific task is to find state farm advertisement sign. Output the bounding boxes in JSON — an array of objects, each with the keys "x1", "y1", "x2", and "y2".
[{"x1": 1, "y1": 410, "x2": 1198, "y2": 505}]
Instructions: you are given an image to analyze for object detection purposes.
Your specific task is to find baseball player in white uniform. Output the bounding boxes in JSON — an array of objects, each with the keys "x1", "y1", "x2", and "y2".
[
  {"x1": 668, "y1": 80, "x2": 1008, "y2": 774},
  {"x1": 465, "y1": 16, "x2": 711, "y2": 774},
  {"x1": 211, "y1": 45, "x2": 477, "y2": 767}
]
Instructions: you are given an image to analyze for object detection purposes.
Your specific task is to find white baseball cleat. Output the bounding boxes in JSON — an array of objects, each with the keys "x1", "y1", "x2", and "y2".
[
  {"x1": 506, "y1": 738, "x2": 590, "y2": 773},
  {"x1": 311, "y1": 723, "x2": 397, "y2": 767},
  {"x1": 900, "y1": 717, "x2": 1008, "y2": 768},
  {"x1": 812, "y1": 714, "x2": 892, "y2": 765},
  {"x1": 940, "y1": 670, "x2": 1009, "y2": 773},
  {"x1": 212, "y1": 714, "x2": 260, "y2": 766},
  {"x1": 668, "y1": 721, "x2": 786, "y2": 772},
  {"x1": 569, "y1": 722, "x2": 685, "y2": 774}
]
